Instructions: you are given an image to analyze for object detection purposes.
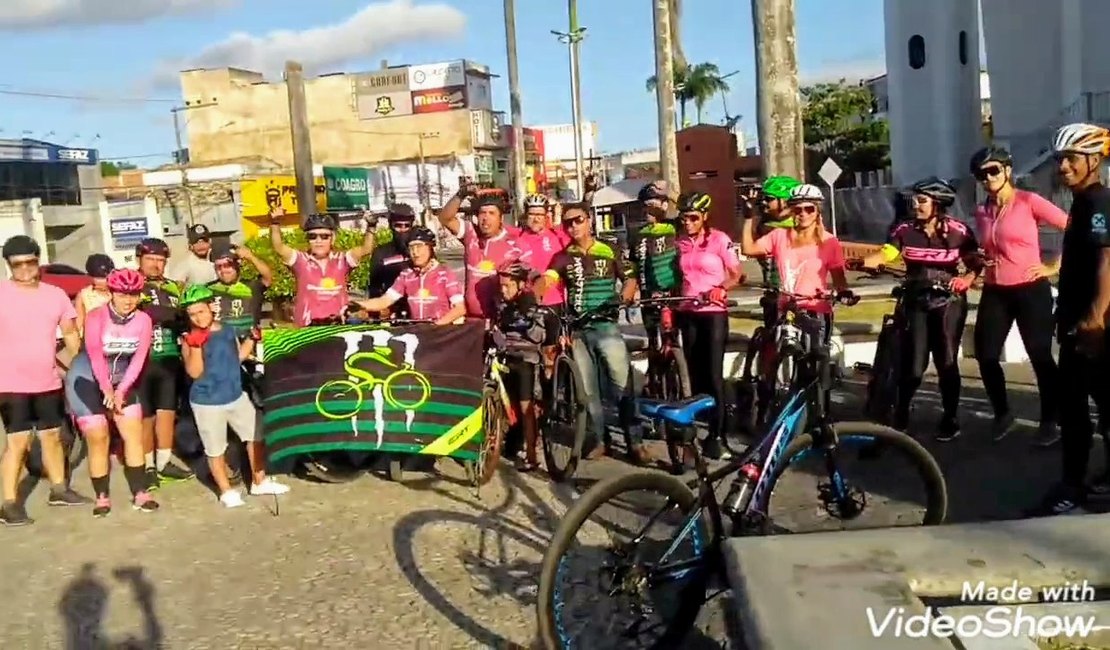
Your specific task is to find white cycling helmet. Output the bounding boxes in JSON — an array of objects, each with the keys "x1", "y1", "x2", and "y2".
[
  {"x1": 523, "y1": 194, "x2": 549, "y2": 209},
  {"x1": 786, "y1": 183, "x2": 824, "y2": 203},
  {"x1": 1052, "y1": 122, "x2": 1110, "y2": 155}
]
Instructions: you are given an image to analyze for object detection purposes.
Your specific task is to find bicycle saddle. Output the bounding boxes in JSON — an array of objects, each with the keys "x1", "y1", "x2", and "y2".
[
  {"x1": 637, "y1": 398, "x2": 668, "y2": 418},
  {"x1": 656, "y1": 395, "x2": 716, "y2": 427}
]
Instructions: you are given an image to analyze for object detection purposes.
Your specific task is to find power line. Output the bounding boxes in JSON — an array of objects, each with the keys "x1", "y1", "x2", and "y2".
[{"x1": 0, "y1": 88, "x2": 175, "y2": 104}]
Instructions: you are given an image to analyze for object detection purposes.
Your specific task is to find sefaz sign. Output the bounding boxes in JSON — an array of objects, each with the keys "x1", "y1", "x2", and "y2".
[
  {"x1": 109, "y1": 217, "x2": 149, "y2": 250},
  {"x1": 411, "y1": 86, "x2": 466, "y2": 114}
]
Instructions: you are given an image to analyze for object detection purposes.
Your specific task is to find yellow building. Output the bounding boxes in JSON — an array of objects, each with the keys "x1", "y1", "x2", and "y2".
[{"x1": 178, "y1": 60, "x2": 507, "y2": 171}]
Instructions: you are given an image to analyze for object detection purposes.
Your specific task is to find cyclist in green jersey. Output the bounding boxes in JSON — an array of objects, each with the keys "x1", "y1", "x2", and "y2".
[
  {"x1": 750, "y1": 176, "x2": 801, "y2": 325},
  {"x1": 135, "y1": 238, "x2": 194, "y2": 488},
  {"x1": 534, "y1": 202, "x2": 650, "y2": 466},
  {"x1": 205, "y1": 243, "x2": 272, "y2": 337},
  {"x1": 629, "y1": 181, "x2": 681, "y2": 346}
]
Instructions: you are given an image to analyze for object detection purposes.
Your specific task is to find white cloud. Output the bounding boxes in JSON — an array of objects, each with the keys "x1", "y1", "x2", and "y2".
[
  {"x1": 150, "y1": 1, "x2": 467, "y2": 88},
  {"x1": 0, "y1": 0, "x2": 232, "y2": 29},
  {"x1": 801, "y1": 59, "x2": 886, "y2": 85}
]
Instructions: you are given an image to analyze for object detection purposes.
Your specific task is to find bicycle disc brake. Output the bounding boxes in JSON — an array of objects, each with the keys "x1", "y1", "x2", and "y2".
[{"x1": 818, "y1": 482, "x2": 867, "y2": 520}]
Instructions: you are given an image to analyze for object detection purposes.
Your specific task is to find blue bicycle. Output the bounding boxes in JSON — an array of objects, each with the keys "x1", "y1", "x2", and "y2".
[{"x1": 535, "y1": 294, "x2": 947, "y2": 649}]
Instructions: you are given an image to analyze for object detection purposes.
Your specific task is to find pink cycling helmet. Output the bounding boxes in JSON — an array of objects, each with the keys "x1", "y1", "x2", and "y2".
[{"x1": 106, "y1": 268, "x2": 145, "y2": 294}]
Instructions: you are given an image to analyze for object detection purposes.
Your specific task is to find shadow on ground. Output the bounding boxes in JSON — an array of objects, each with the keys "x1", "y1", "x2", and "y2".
[{"x1": 57, "y1": 563, "x2": 162, "y2": 650}]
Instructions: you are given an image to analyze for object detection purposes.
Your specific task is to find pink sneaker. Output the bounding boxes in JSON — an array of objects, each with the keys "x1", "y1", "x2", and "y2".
[
  {"x1": 131, "y1": 491, "x2": 159, "y2": 513},
  {"x1": 92, "y1": 494, "x2": 111, "y2": 518}
]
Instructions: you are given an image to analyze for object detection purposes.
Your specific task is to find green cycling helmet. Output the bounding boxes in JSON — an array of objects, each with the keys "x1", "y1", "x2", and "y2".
[
  {"x1": 180, "y1": 284, "x2": 215, "y2": 307},
  {"x1": 761, "y1": 175, "x2": 802, "y2": 200}
]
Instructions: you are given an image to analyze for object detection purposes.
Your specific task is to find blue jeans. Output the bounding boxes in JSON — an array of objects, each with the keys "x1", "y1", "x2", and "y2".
[{"x1": 572, "y1": 321, "x2": 640, "y2": 448}]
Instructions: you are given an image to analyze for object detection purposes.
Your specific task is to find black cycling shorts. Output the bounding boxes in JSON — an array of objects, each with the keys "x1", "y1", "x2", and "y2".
[
  {"x1": 140, "y1": 358, "x2": 181, "y2": 414},
  {"x1": 505, "y1": 360, "x2": 537, "y2": 403},
  {"x1": 0, "y1": 389, "x2": 66, "y2": 434}
]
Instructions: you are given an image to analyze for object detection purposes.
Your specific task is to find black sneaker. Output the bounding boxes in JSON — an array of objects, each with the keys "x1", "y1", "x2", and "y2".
[
  {"x1": 0, "y1": 501, "x2": 32, "y2": 526},
  {"x1": 1088, "y1": 473, "x2": 1110, "y2": 501},
  {"x1": 1024, "y1": 485, "x2": 1087, "y2": 518},
  {"x1": 1032, "y1": 422, "x2": 1060, "y2": 448},
  {"x1": 934, "y1": 416, "x2": 961, "y2": 443},
  {"x1": 47, "y1": 486, "x2": 92, "y2": 507},
  {"x1": 144, "y1": 467, "x2": 160, "y2": 492},
  {"x1": 702, "y1": 437, "x2": 727, "y2": 461},
  {"x1": 158, "y1": 462, "x2": 194, "y2": 483},
  {"x1": 991, "y1": 413, "x2": 1017, "y2": 443}
]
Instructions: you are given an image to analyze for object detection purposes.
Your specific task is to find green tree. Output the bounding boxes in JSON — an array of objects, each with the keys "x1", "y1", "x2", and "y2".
[
  {"x1": 645, "y1": 62, "x2": 731, "y2": 127},
  {"x1": 99, "y1": 161, "x2": 136, "y2": 177},
  {"x1": 801, "y1": 80, "x2": 889, "y2": 180}
]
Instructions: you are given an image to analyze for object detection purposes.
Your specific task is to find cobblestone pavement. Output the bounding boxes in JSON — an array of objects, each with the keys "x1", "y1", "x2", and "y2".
[{"x1": 0, "y1": 361, "x2": 1104, "y2": 649}]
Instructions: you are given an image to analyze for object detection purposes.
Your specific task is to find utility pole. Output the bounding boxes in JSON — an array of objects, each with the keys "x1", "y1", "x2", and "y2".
[
  {"x1": 168, "y1": 102, "x2": 215, "y2": 224},
  {"x1": 284, "y1": 61, "x2": 317, "y2": 218},
  {"x1": 652, "y1": 0, "x2": 680, "y2": 191},
  {"x1": 553, "y1": 1, "x2": 587, "y2": 200},
  {"x1": 503, "y1": 0, "x2": 527, "y2": 215},
  {"x1": 751, "y1": 0, "x2": 804, "y2": 179}
]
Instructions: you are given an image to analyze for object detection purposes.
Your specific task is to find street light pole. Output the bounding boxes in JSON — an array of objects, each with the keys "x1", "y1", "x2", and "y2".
[
  {"x1": 553, "y1": 0, "x2": 587, "y2": 199},
  {"x1": 503, "y1": 0, "x2": 527, "y2": 214}
]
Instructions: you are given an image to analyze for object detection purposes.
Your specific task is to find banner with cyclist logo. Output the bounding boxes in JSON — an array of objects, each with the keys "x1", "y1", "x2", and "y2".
[{"x1": 260, "y1": 321, "x2": 485, "y2": 463}]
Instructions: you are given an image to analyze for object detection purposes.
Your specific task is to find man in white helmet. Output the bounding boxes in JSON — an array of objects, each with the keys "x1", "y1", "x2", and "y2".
[{"x1": 1030, "y1": 122, "x2": 1110, "y2": 516}]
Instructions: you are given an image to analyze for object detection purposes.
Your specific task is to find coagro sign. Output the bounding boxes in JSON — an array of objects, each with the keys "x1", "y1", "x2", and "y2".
[
  {"x1": 411, "y1": 86, "x2": 466, "y2": 114},
  {"x1": 323, "y1": 167, "x2": 372, "y2": 211}
]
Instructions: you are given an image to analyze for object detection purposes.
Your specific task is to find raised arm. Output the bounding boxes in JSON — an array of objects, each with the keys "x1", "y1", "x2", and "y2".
[
  {"x1": 438, "y1": 178, "x2": 478, "y2": 237},
  {"x1": 236, "y1": 245, "x2": 273, "y2": 287},
  {"x1": 268, "y1": 206, "x2": 296, "y2": 264},
  {"x1": 345, "y1": 211, "x2": 377, "y2": 265}
]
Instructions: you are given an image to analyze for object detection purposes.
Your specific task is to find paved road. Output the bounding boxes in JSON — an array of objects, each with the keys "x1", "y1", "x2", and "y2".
[{"x1": 0, "y1": 360, "x2": 1105, "y2": 648}]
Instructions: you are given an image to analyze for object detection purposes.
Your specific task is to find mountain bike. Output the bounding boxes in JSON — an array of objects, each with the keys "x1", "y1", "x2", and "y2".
[
  {"x1": 636, "y1": 295, "x2": 693, "y2": 474},
  {"x1": 535, "y1": 293, "x2": 947, "y2": 649},
  {"x1": 464, "y1": 340, "x2": 515, "y2": 487}
]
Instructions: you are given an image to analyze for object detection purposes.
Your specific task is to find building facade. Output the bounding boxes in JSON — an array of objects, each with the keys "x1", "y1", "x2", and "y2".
[{"x1": 0, "y1": 138, "x2": 103, "y2": 226}]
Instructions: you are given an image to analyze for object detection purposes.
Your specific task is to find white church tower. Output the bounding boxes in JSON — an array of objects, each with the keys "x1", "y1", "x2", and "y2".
[{"x1": 883, "y1": 0, "x2": 982, "y2": 185}]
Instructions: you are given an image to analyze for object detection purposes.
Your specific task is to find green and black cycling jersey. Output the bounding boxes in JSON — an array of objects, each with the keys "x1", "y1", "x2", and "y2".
[
  {"x1": 141, "y1": 278, "x2": 183, "y2": 359},
  {"x1": 628, "y1": 221, "x2": 680, "y2": 294},
  {"x1": 545, "y1": 240, "x2": 635, "y2": 321},
  {"x1": 207, "y1": 279, "x2": 265, "y2": 337}
]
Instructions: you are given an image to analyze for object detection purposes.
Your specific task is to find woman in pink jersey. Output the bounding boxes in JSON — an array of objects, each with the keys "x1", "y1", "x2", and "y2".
[
  {"x1": 64, "y1": 269, "x2": 157, "y2": 517},
  {"x1": 675, "y1": 192, "x2": 745, "y2": 459},
  {"x1": 516, "y1": 194, "x2": 569, "y2": 311},
  {"x1": 970, "y1": 146, "x2": 1069, "y2": 445},
  {"x1": 352, "y1": 227, "x2": 467, "y2": 324}
]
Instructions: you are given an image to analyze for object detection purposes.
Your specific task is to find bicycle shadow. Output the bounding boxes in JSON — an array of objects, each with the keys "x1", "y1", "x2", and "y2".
[{"x1": 57, "y1": 563, "x2": 163, "y2": 650}]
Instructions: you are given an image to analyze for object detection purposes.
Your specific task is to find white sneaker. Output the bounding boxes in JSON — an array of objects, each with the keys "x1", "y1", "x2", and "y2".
[
  {"x1": 219, "y1": 490, "x2": 245, "y2": 508},
  {"x1": 250, "y1": 477, "x2": 290, "y2": 496}
]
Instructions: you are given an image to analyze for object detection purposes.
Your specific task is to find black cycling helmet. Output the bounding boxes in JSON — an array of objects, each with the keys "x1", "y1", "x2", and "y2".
[
  {"x1": 407, "y1": 226, "x2": 436, "y2": 246},
  {"x1": 474, "y1": 194, "x2": 504, "y2": 212},
  {"x1": 85, "y1": 253, "x2": 115, "y2": 278},
  {"x1": 910, "y1": 176, "x2": 957, "y2": 209},
  {"x1": 498, "y1": 261, "x2": 531, "y2": 281},
  {"x1": 637, "y1": 181, "x2": 669, "y2": 203},
  {"x1": 677, "y1": 191, "x2": 712, "y2": 213},
  {"x1": 211, "y1": 243, "x2": 237, "y2": 264},
  {"x1": 387, "y1": 202, "x2": 416, "y2": 223},
  {"x1": 135, "y1": 237, "x2": 170, "y2": 259},
  {"x1": 969, "y1": 146, "x2": 1013, "y2": 172},
  {"x1": 303, "y1": 213, "x2": 337, "y2": 232},
  {"x1": 2, "y1": 235, "x2": 40, "y2": 261}
]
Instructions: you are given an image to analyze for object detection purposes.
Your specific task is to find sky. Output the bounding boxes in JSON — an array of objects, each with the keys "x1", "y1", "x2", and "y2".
[{"x1": 0, "y1": 0, "x2": 886, "y2": 166}]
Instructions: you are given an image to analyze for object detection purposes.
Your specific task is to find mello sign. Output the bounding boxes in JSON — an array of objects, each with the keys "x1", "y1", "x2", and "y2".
[{"x1": 323, "y1": 166, "x2": 372, "y2": 211}]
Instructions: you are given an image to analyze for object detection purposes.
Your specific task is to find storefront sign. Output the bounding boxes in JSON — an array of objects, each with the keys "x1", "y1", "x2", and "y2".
[
  {"x1": 470, "y1": 110, "x2": 505, "y2": 149},
  {"x1": 356, "y1": 90, "x2": 413, "y2": 119},
  {"x1": 323, "y1": 167, "x2": 372, "y2": 211},
  {"x1": 354, "y1": 69, "x2": 410, "y2": 94},
  {"x1": 0, "y1": 140, "x2": 97, "y2": 164},
  {"x1": 408, "y1": 61, "x2": 465, "y2": 91},
  {"x1": 411, "y1": 86, "x2": 466, "y2": 114},
  {"x1": 109, "y1": 217, "x2": 149, "y2": 250},
  {"x1": 239, "y1": 175, "x2": 327, "y2": 218}
]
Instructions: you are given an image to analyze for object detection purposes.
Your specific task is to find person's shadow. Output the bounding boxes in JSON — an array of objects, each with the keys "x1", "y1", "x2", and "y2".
[{"x1": 57, "y1": 563, "x2": 163, "y2": 650}]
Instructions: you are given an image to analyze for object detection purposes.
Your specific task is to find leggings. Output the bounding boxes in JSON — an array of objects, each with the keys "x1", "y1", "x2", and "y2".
[
  {"x1": 898, "y1": 296, "x2": 968, "y2": 420},
  {"x1": 973, "y1": 280, "x2": 1058, "y2": 422},
  {"x1": 677, "y1": 311, "x2": 728, "y2": 442}
]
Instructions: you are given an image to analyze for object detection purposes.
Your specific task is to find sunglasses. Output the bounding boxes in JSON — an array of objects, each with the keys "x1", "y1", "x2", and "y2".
[
  {"x1": 563, "y1": 216, "x2": 589, "y2": 227},
  {"x1": 8, "y1": 258, "x2": 39, "y2": 269},
  {"x1": 392, "y1": 221, "x2": 413, "y2": 230},
  {"x1": 306, "y1": 232, "x2": 333, "y2": 241},
  {"x1": 974, "y1": 165, "x2": 1005, "y2": 181},
  {"x1": 681, "y1": 213, "x2": 703, "y2": 222},
  {"x1": 792, "y1": 204, "x2": 819, "y2": 214}
]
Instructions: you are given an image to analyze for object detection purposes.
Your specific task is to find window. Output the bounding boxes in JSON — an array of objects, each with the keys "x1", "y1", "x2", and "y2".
[
  {"x1": 0, "y1": 162, "x2": 81, "y2": 206},
  {"x1": 908, "y1": 35, "x2": 926, "y2": 69},
  {"x1": 958, "y1": 31, "x2": 968, "y2": 65}
]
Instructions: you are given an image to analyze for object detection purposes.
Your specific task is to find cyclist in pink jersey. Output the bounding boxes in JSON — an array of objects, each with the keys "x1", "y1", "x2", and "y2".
[
  {"x1": 516, "y1": 194, "x2": 569, "y2": 310},
  {"x1": 268, "y1": 206, "x2": 376, "y2": 326},
  {"x1": 673, "y1": 192, "x2": 745, "y2": 458},
  {"x1": 970, "y1": 146, "x2": 1069, "y2": 445},
  {"x1": 352, "y1": 227, "x2": 466, "y2": 324},
  {"x1": 437, "y1": 180, "x2": 527, "y2": 320},
  {"x1": 65, "y1": 269, "x2": 157, "y2": 517}
]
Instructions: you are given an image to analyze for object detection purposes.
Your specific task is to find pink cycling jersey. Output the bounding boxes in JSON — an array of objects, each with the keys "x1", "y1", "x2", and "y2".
[
  {"x1": 974, "y1": 189, "x2": 1068, "y2": 286},
  {"x1": 754, "y1": 228, "x2": 845, "y2": 314},
  {"x1": 517, "y1": 228, "x2": 569, "y2": 306},
  {"x1": 386, "y1": 260, "x2": 465, "y2": 321},
  {"x1": 286, "y1": 250, "x2": 358, "y2": 325},
  {"x1": 84, "y1": 305, "x2": 152, "y2": 399},
  {"x1": 0, "y1": 281, "x2": 76, "y2": 394},
  {"x1": 455, "y1": 222, "x2": 527, "y2": 318},
  {"x1": 677, "y1": 229, "x2": 741, "y2": 313}
]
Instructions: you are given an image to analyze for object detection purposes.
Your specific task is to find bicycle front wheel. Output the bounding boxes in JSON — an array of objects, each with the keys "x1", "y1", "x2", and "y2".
[
  {"x1": 471, "y1": 385, "x2": 506, "y2": 486},
  {"x1": 537, "y1": 471, "x2": 719, "y2": 649},
  {"x1": 542, "y1": 354, "x2": 588, "y2": 483},
  {"x1": 314, "y1": 379, "x2": 363, "y2": 420},
  {"x1": 865, "y1": 319, "x2": 901, "y2": 425},
  {"x1": 763, "y1": 421, "x2": 947, "y2": 533}
]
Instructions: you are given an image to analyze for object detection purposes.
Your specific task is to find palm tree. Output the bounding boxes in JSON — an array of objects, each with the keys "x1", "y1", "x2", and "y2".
[
  {"x1": 645, "y1": 64, "x2": 692, "y2": 129},
  {"x1": 685, "y1": 62, "x2": 730, "y2": 123}
]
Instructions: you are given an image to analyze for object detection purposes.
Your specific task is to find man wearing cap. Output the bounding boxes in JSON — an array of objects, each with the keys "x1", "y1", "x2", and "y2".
[
  {"x1": 364, "y1": 203, "x2": 418, "y2": 318},
  {"x1": 172, "y1": 224, "x2": 217, "y2": 286}
]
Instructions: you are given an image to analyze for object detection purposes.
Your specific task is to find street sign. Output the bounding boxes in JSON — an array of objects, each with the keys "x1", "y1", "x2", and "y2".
[
  {"x1": 818, "y1": 157, "x2": 843, "y2": 236},
  {"x1": 323, "y1": 166, "x2": 371, "y2": 211}
]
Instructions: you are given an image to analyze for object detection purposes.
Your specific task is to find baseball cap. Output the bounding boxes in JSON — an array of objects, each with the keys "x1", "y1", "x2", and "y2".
[{"x1": 187, "y1": 224, "x2": 211, "y2": 243}]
